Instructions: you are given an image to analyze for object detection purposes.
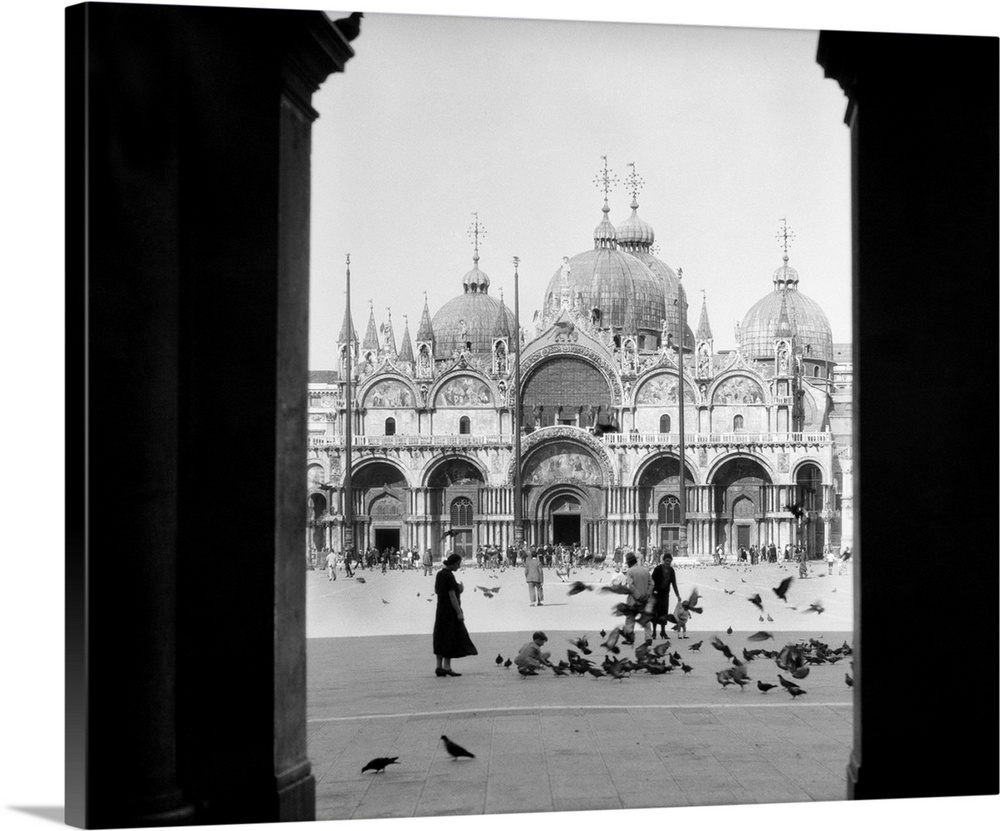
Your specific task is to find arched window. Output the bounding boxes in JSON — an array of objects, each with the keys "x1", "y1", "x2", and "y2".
[
  {"x1": 733, "y1": 414, "x2": 744, "y2": 431},
  {"x1": 659, "y1": 414, "x2": 671, "y2": 433},
  {"x1": 451, "y1": 497, "x2": 474, "y2": 527},
  {"x1": 384, "y1": 417, "x2": 396, "y2": 436},
  {"x1": 658, "y1": 495, "x2": 681, "y2": 524},
  {"x1": 459, "y1": 416, "x2": 471, "y2": 435},
  {"x1": 814, "y1": 366, "x2": 821, "y2": 377}
]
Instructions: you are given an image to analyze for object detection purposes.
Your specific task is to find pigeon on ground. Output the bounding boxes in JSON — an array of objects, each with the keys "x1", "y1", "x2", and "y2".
[
  {"x1": 362, "y1": 756, "x2": 399, "y2": 774},
  {"x1": 791, "y1": 666, "x2": 810, "y2": 680},
  {"x1": 441, "y1": 736, "x2": 475, "y2": 760},
  {"x1": 356, "y1": 577, "x2": 366, "y2": 584},
  {"x1": 766, "y1": 614, "x2": 774, "y2": 622},
  {"x1": 772, "y1": 576, "x2": 792, "y2": 602},
  {"x1": 382, "y1": 599, "x2": 389, "y2": 605},
  {"x1": 757, "y1": 680, "x2": 777, "y2": 693},
  {"x1": 495, "y1": 654, "x2": 504, "y2": 666},
  {"x1": 600, "y1": 629, "x2": 607, "y2": 638},
  {"x1": 503, "y1": 658, "x2": 512, "y2": 668},
  {"x1": 845, "y1": 673, "x2": 853, "y2": 687},
  {"x1": 688, "y1": 640, "x2": 703, "y2": 652},
  {"x1": 726, "y1": 626, "x2": 733, "y2": 635},
  {"x1": 724, "y1": 589, "x2": 735, "y2": 595},
  {"x1": 786, "y1": 686, "x2": 808, "y2": 699},
  {"x1": 777, "y1": 674, "x2": 800, "y2": 691},
  {"x1": 518, "y1": 666, "x2": 538, "y2": 678},
  {"x1": 681, "y1": 663, "x2": 694, "y2": 674}
]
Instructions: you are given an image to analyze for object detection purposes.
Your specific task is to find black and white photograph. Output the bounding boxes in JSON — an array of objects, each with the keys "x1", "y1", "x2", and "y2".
[{"x1": 2, "y1": 3, "x2": 997, "y2": 831}]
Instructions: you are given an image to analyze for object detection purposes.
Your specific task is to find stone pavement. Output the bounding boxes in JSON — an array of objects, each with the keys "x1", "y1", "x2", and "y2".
[{"x1": 306, "y1": 561, "x2": 854, "y2": 820}]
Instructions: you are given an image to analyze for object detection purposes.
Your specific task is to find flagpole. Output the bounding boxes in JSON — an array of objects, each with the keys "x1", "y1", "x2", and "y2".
[
  {"x1": 512, "y1": 257, "x2": 524, "y2": 549},
  {"x1": 343, "y1": 254, "x2": 354, "y2": 557},
  {"x1": 676, "y1": 270, "x2": 687, "y2": 559}
]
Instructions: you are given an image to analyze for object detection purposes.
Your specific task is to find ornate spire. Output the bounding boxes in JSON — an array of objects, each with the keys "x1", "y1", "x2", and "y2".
[
  {"x1": 494, "y1": 286, "x2": 511, "y2": 338},
  {"x1": 361, "y1": 300, "x2": 379, "y2": 351},
  {"x1": 593, "y1": 155, "x2": 618, "y2": 249},
  {"x1": 398, "y1": 314, "x2": 414, "y2": 363},
  {"x1": 617, "y1": 161, "x2": 655, "y2": 252},
  {"x1": 775, "y1": 290, "x2": 794, "y2": 338},
  {"x1": 337, "y1": 299, "x2": 357, "y2": 345},
  {"x1": 696, "y1": 289, "x2": 713, "y2": 341},
  {"x1": 416, "y1": 291, "x2": 435, "y2": 343},
  {"x1": 379, "y1": 307, "x2": 397, "y2": 357}
]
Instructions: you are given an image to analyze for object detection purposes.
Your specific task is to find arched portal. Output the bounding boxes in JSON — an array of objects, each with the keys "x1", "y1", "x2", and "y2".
[
  {"x1": 521, "y1": 356, "x2": 614, "y2": 430},
  {"x1": 637, "y1": 455, "x2": 696, "y2": 553},
  {"x1": 712, "y1": 457, "x2": 772, "y2": 555},
  {"x1": 426, "y1": 457, "x2": 486, "y2": 554},
  {"x1": 796, "y1": 462, "x2": 825, "y2": 557},
  {"x1": 352, "y1": 461, "x2": 408, "y2": 553}
]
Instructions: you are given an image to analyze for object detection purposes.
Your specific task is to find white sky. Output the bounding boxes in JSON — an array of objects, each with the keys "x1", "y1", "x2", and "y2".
[{"x1": 308, "y1": 11, "x2": 854, "y2": 368}]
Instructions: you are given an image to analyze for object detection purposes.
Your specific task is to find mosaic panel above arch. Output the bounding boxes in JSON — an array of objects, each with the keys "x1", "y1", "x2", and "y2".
[
  {"x1": 712, "y1": 375, "x2": 765, "y2": 405},
  {"x1": 434, "y1": 376, "x2": 493, "y2": 408},
  {"x1": 369, "y1": 493, "x2": 402, "y2": 518},
  {"x1": 426, "y1": 457, "x2": 487, "y2": 488},
  {"x1": 523, "y1": 441, "x2": 605, "y2": 487},
  {"x1": 635, "y1": 373, "x2": 696, "y2": 405},
  {"x1": 364, "y1": 379, "x2": 414, "y2": 409}
]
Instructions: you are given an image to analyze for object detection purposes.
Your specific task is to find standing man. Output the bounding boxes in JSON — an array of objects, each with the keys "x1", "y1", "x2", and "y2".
[
  {"x1": 422, "y1": 547, "x2": 434, "y2": 576},
  {"x1": 325, "y1": 549, "x2": 337, "y2": 581},
  {"x1": 524, "y1": 548, "x2": 545, "y2": 606},
  {"x1": 622, "y1": 552, "x2": 653, "y2": 646}
]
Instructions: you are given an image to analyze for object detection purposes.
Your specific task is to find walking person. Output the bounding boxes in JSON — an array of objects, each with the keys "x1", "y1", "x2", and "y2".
[
  {"x1": 433, "y1": 553, "x2": 477, "y2": 677},
  {"x1": 325, "y1": 549, "x2": 337, "y2": 581},
  {"x1": 622, "y1": 552, "x2": 653, "y2": 646},
  {"x1": 825, "y1": 545, "x2": 836, "y2": 575},
  {"x1": 525, "y1": 548, "x2": 545, "y2": 606},
  {"x1": 650, "y1": 552, "x2": 680, "y2": 639},
  {"x1": 421, "y1": 547, "x2": 434, "y2": 576}
]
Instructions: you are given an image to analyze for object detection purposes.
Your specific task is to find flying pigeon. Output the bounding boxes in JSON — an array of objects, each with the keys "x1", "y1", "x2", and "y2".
[
  {"x1": 441, "y1": 735, "x2": 475, "y2": 760},
  {"x1": 362, "y1": 756, "x2": 399, "y2": 774},
  {"x1": 747, "y1": 631, "x2": 774, "y2": 642},
  {"x1": 442, "y1": 529, "x2": 462, "y2": 539},
  {"x1": 804, "y1": 600, "x2": 825, "y2": 614},
  {"x1": 772, "y1": 576, "x2": 793, "y2": 602},
  {"x1": 569, "y1": 636, "x2": 593, "y2": 655},
  {"x1": 567, "y1": 581, "x2": 593, "y2": 596},
  {"x1": 601, "y1": 627, "x2": 623, "y2": 653},
  {"x1": 748, "y1": 593, "x2": 763, "y2": 611},
  {"x1": 382, "y1": 599, "x2": 390, "y2": 605}
]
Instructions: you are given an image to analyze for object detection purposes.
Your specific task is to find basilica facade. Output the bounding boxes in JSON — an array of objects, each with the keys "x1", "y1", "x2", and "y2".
[{"x1": 305, "y1": 191, "x2": 852, "y2": 562}]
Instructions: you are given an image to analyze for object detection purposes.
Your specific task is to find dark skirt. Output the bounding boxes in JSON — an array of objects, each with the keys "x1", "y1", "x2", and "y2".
[{"x1": 433, "y1": 569, "x2": 478, "y2": 659}]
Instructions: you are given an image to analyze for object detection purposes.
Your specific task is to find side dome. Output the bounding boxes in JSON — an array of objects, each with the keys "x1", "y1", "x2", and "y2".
[
  {"x1": 431, "y1": 262, "x2": 515, "y2": 358},
  {"x1": 739, "y1": 286, "x2": 834, "y2": 362}
]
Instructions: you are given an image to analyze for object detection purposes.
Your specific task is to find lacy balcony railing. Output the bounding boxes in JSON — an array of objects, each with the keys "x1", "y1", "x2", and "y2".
[{"x1": 308, "y1": 429, "x2": 832, "y2": 449}]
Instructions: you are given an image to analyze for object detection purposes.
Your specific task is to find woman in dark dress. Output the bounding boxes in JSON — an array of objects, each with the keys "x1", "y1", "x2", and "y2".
[
  {"x1": 650, "y1": 552, "x2": 680, "y2": 639},
  {"x1": 433, "y1": 553, "x2": 477, "y2": 676}
]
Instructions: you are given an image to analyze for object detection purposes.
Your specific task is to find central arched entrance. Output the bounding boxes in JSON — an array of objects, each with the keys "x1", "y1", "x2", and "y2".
[{"x1": 550, "y1": 493, "x2": 583, "y2": 545}]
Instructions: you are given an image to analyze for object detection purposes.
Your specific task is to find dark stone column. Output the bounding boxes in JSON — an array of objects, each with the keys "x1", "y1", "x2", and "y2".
[
  {"x1": 68, "y1": 4, "x2": 355, "y2": 826},
  {"x1": 817, "y1": 30, "x2": 998, "y2": 801}
]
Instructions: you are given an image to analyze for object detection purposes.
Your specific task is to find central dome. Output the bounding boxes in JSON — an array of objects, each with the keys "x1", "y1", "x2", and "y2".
[{"x1": 543, "y1": 200, "x2": 665, "y2": 336}]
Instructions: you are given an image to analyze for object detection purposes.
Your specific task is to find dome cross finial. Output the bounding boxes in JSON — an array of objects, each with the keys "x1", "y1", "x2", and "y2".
[
  {"x1": 468, "y1": 212, "x2": 487, "y2": 264},
  {"x1": 593, "y1": 154, "x2": 619, "y2": 205},
  {"x1": 777, "y1": 218, "x2": 795, "y2": 263},
  {"x1": 625, "y1": 161, "x2": 644, "y2": 206}
]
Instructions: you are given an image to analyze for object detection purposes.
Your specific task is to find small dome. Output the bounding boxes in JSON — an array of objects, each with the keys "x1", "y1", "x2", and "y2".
[
  {"x1": 461, "y1": 253, "x2": 490, "y2": 293},
  {"x1": 616, "y1": 198, "x2": 655, "y2": 250},
  {"x1": 593, "y1": 200, "x2": 617, "y2": 249}
]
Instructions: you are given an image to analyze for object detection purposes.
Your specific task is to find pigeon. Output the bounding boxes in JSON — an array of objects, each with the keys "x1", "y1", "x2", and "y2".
[
  {"x1": 683, "y1": 587, "x2": 703, "y2": 614},
  {"x1": 716, "y1": 669, "x2": 736, "y2": 688},
  {"x1": 518, "y1": 666, "x2": 539, "y2": 678},
  {"x1": 785, "y1": 502, "x2": 805, "y2": 519},
  {"x1": 710, "y1": 636, "x2": 735, "y2": 661},
  {"x1": 748, "y1": 593, "x2": 763, "y2": 611},
  {"x1": 495, "y1": 654, "x2": 504, "y2": 666},
  {"x1": 766, "y1": 614, "x2": 774, "y2": 622},
  {"x1": 804, "y1": 600, "x2": 825, "y2": 614},
  {"x1": 681, "y1": 663, "x2": 694, "y2": 674},
  {"x1": 688, "y1": 640, "x2": 703, "y2": 652},
  {"x1": 382, "y1": 599, "x2": 390, "y2": 605},
  {"x1": 611, "y1": 602, "x2": 632, "y2": 617},
  {"x1": 601, "y1": 627, "x2": 622, "y2": 653},
  {"x1": 757, "y1": 680, "x2": 777, "y2": 693},
  {"x1": 569, "y1": 636, "x2": 592, "y2": 654},
  {"x1": 333, "y1": 11, "x2": 364, "y2": 42},
  {"x1": 441, "y1": 735, "x2": 475, "y2": 760},
  {"x1": 786, "y1": 686, "x2": 808, "y2": 699},
  {"x1": 600, "y1": 584, "x2": 632, "y2": 595},
  {"x1": 726, "y1": 626, "x2": 733, "y2": 635},
  {"x1": 476, "y1": 586, "x2": 491, "y2": 593},
  {"x1": 482, "y1": 591, "x2": 494, "y2": 599},
  {"x1": 586, "y1": 666, "x2": 606, "y2": 678},
  {"x1": 362, "y1": 756, "x2": 399, "y2": 774},
  {"x1": 426, "y1": 598, "x2": 434, "y2": 602},
  {"x1": 772, "y1": 576, "x2": 793, "y2": 602},
  {"x1": 791, "y1": 666, "x2": 811, "y2": 680},
  {"x1": 551, "y1": 664, "x2": 569, "y2": 676},
  {"x1": 724, "y1": 589, "x2": 735, "y2": 595},
  {"x1": 600, "y1": 629, "x2": 607, "y2": 638},
  {"x1": 777, "y1": 674, "x2": 800, "y2": 691},
  {"x1": 442, "y1": 529, "x2": 463, "y2": 539},
  {"x1": 747, "y1": 631, "x2": 774, "y2": 642},
  {"x1": 758, "y1": 615, "x2": 765, "y2": 622},
  {"x1": 845, "y1": 673, "x2": 853, "y2": 687},
  {"x1": 503, "y1": 658, "x2": 512, "y2": 668},
  {"x1": 356, "y1": 577, "x2": 366, "y2": 584}
]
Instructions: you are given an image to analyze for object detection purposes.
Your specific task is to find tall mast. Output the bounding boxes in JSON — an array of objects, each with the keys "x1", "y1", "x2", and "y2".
[
  {"x1": 343, "y1": 254, "x2": 354, "y2": 554},
  {"x1": 676, "y1": 268, "x2": 687, "y2": 558},
  {"x1": 512, "y1": 256, "x2": 524, "y2": 548}
]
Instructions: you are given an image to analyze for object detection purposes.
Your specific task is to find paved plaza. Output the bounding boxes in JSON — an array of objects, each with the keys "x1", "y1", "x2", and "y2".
[{"x1": 306, "y1": 560, "x2": 854, "y2": 820}]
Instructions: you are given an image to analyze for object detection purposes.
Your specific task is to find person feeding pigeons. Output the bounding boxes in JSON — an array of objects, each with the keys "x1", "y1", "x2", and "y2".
[{"x1": 514, "y1": 631, "x2": 552, "y2": 671}]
